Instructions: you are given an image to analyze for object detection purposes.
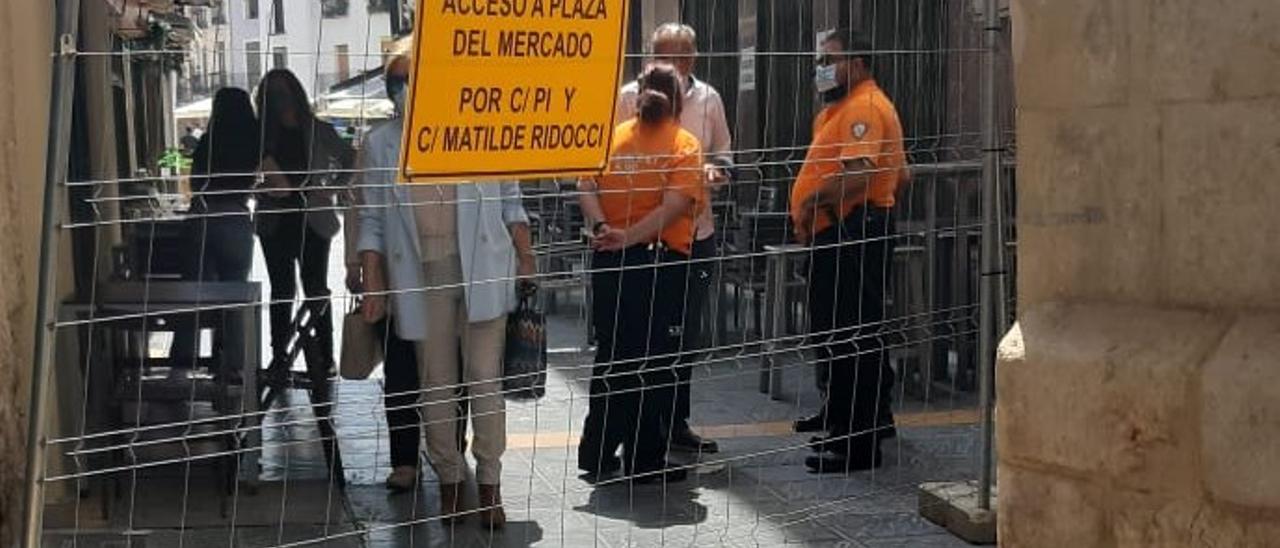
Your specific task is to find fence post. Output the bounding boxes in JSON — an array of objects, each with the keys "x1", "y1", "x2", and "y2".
[
  {"x1": 976, "y1": 0, "x2": 1008, "y2": 512},
  {"x1": 22, "y1": 0, "x2": 81, "y2": 545},
  {"x1": 759, "y1": 244, "x2": 794, "y2": 399}
]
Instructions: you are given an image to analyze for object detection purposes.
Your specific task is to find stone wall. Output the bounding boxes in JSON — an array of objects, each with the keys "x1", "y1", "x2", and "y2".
[
  {"x1": 999, "y1": 0, "x2": 1280, "y2": 546},
  {"x1": 0, "y1": 0, "x2": 52, "y2": 544}
]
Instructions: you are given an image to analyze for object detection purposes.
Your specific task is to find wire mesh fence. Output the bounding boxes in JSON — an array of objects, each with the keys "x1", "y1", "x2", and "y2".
[{"x1": 25, "y1": 0, "x2": 1014, "y2": 546}]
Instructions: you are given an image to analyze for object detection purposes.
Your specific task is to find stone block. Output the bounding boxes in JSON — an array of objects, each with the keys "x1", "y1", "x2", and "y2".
[
  {"x1": 1111, "y1": 492, "x2": 1280, "y2": 548},
  {"x1": 1000, "y1": 471, "x2": 1280, "y2": 548},
  {"x1": 997, "y1": 303, "x2": 1223, "y2": 496},
  {"x1": 1016, "y1": 107, "x2": 1164, "y2": 306},
  {"x1": 1161, "y1": 99, "x2": 1280, "y2": 310},
  {"x1": 1109, "y1": 493, "x2": 1204, "y2": 548},
  {"x1": 1012, "y1": 0, "x2": 1130, "y2": 109},
  {"x1": 1149, "y1": 0, "x2": 1280, "y2": 102},
  {"x1": 918, "y1": 481, "x2": 997, "y2": 544},
  {"x1": 1203, "y1": 511, "x2": 1280, "y2": 548},
  {"x1": 1201, "y1": 314, "x2": 1280, "y2": 509},
  {"x1": 997, "y1": 465, "x2": 1107, "y2": 547}
]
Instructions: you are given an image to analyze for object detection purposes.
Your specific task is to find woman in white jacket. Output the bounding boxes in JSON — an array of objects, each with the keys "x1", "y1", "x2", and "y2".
[{"x1": 356, "y1": 52, "x2": 534, "y2": 529}]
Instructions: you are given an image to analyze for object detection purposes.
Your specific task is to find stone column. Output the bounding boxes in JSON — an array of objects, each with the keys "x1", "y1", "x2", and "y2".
[
  {"x1": 998, "y1": 0, "x2": 1280, "y2": 546},
  {"x1": 0, "y1": 0, "x2": 53, "y2": 545}
]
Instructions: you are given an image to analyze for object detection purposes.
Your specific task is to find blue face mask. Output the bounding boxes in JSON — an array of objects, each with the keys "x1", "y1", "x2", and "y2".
[
  {"x1": 814, "y1": 63, "x2": 847, "y2": 104},
  {"x1": 814, "y1": 64, "x2": 839, "y2": 93}
]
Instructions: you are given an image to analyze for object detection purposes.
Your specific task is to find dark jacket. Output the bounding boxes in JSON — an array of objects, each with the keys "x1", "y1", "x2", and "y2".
[
  {"x1": 190, "y1": 130, "x2": 260, "y2": 213},
  {"x1": 256, "y1": 119, "x2": 356, "y2": 239}
]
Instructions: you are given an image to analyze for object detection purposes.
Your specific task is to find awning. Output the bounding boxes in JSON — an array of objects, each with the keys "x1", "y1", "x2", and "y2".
[
  {"x1": 325, "y1": 72, "x2": 387, "y2": 102},
  {"x1": 174, "y1": 97, "x2": 213, "y2": 120},
  {"x1": 316, "y1": 98, "x2": 394, "y2": 121}
]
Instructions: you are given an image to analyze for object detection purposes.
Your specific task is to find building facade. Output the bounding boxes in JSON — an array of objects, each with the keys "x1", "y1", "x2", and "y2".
[{"x1": 188, "y1": 0, "x2": 393, "y2": 100}]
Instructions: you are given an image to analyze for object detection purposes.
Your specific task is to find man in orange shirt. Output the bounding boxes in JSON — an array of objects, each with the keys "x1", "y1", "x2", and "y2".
[{"x1": 791, "y1": 28, "x2": 908, "y2": 473}]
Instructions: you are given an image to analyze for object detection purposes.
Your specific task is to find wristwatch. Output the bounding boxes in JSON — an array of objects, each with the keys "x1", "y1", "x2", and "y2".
[{"x1": 592, "y1": 221, "x2": 608, "y2": 235}]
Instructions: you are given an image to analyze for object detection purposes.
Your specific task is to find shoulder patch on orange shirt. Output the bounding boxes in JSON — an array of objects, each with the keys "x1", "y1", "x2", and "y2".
[{"x1": 851, "y1": 121, "x2": 869, "y2": 140}]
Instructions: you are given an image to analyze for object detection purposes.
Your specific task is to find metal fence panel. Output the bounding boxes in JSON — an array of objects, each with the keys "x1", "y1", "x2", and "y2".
[{"x1": 23, "y1": 1, "x2": 1014, "y2": 546}]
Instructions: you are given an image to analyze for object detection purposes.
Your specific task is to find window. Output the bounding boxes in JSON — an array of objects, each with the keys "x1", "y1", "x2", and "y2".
[
  {"x1": 213, "y1": 3, "x2": 227, "y2": 25},
  {"x1": 245, "y1": 0, "x2": 258, "y2": 19},
  {"x1": 272, "y1": 46, "x2": 288, "y2": 70},
  {"x1": 335, "y1": 44, "x2": 351, "y2": 81},
  {"x1": 322, "y1": 0, "x2": 350, "y2": 18},
  {"x1": 215, "y1": 41, "x2": 226, "y2": 75},
  {"x1": 399, "y1": 1, "x2": 415, "y2": 35},
  {"x1": 271, "y1": 0, "x2": 285, "y2": 34},
  {"x1": 376, "y1": 0, "x2": 414, "y2": 35},
  {"x1": 245, "y1": 40, "x2": 262, "y2": 85}
]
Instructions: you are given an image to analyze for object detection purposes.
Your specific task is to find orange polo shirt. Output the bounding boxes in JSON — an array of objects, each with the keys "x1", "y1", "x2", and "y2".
[
  {"x1": 790, "y1": 79, "x2": 906, "y2": 237},
  {"x1": 594, "y1": 119, "x2": 706, "y2": 255}
]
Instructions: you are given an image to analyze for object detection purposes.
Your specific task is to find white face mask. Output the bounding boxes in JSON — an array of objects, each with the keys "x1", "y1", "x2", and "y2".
[{"x1": 814, "y1": 64, "x2": 839, "y2": 93}]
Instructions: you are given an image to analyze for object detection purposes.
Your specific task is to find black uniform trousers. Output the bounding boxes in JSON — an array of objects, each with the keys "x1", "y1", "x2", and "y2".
[
  {"x1": 579, "y1": 245, "x2": 688, "y2": 476},
  {"x1": 667, "y1": 235, "x2": 716, "y2": 431},
  {"x1": 806, "y1": 206, "x2": 897, "y2": 456}
]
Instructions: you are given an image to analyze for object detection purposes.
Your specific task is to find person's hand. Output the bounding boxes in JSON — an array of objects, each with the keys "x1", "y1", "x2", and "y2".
[
  {"x1": 794, "y1": 222, "x2": 812, "y2": 245},
  {"x1": 705, "y1": 164, "x2": 728, "y2": 188},
  {"x1": 345, "y1": 264, "x2": 363, "y2": 294},
  {"x1": 591, "y1": 227, "x2": 629, "y2": 251},
  {"x1": 260, "y1": 156, "x2": 291, "y2": 198},
  {"x1": 361, "y1": 295, "x2": 387, "y2": 323},
  {"x1": 516, "y1": 252, "x2": 537, "y2": 297},
  {"x1": 517, "y1": 278, "x2": 538, "y2": 299},
  {"x1": 360, "y1": 259, "x2": 388, "y2": 323},
  {"x1": 794, "y1": 198, "x2": 816, "y2": 244}
]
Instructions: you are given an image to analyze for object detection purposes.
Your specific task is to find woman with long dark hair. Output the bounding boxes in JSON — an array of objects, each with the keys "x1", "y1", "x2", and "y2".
[
  {"x1": 576, "y1": 63, "x2": 706, "y2": 484},
  {"x1": 173, "y1": 87, "x2": 260, "y2": 376},
  {"x1": 254, "y1": 69, "x2": 355, "y2": 376}
]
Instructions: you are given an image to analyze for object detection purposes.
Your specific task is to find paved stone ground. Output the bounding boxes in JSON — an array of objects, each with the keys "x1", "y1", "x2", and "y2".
[
  {"x1": 43, "y1": 241, "x2": 987, "y2": 547},
  {"x1": 45, "y1": 334, "x2": 982, "y2": 547},
  {"x1": 323, "y1": 308, "x2": 984, "y2": 548}
]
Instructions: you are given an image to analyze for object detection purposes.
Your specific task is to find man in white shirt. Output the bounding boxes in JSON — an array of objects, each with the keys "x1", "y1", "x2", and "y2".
[{"x1": 615, "y1": 23, "x2": 733, "y2": 455}]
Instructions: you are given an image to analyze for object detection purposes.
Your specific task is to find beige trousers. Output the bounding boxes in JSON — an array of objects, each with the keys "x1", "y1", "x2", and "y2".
[{"x1": 417, "y1": 257, "x2": 507, "y2": 485}]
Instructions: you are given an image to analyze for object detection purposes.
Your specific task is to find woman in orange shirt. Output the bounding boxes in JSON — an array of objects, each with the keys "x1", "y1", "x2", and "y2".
[{"x1": 576, "y1": 63, "x2": 705, "y2": 485}]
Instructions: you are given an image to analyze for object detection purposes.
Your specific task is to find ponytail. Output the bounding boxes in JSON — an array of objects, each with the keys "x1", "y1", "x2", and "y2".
[
  {"x1": 637, "y1": 89, "x2": 673, "y2": 124},
  {"x1": 635, "y1": 63, "x2": 683, "y2": 126}
]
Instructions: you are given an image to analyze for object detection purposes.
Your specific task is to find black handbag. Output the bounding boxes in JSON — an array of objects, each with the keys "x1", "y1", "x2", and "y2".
[{"x1": 503, "y1": 286, "x2": 547, "y2": 400}]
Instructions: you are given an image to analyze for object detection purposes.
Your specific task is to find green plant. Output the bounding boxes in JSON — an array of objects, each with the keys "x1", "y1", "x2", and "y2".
[{"x1": 158, "y1": 148, "x2": 192, "y2": 171}]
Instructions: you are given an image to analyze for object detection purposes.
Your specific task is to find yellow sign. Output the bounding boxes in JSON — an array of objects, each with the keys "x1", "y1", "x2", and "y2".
[{"x1": 400, "y1": 0, "x2": 630, "y2": 182}]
